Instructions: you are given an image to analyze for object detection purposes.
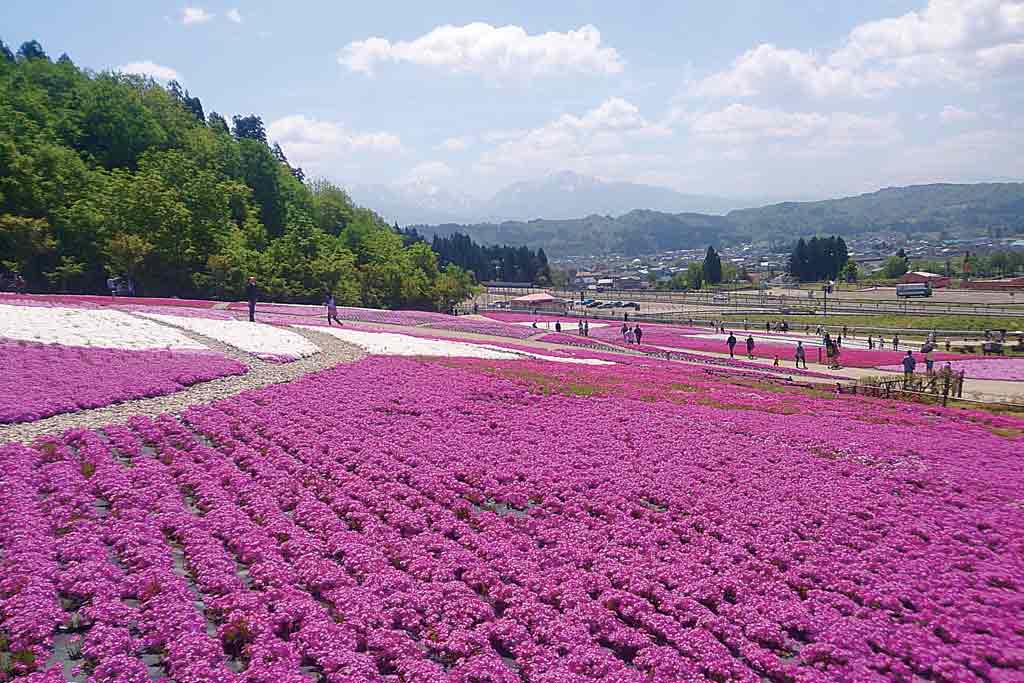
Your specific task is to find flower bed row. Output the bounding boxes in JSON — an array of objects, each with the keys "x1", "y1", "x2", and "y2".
[
  {"x1": 0, "y1": 341, "x2": 247, "y2": 424},
  {"x1": 2, "y1": 356, "x2": 1021, "y2": 681}
]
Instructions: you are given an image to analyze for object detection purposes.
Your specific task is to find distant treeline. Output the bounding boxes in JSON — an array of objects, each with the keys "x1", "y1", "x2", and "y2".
[
  {"x1": 411, "y1": 184, "x2": 1024, "y2": 257},
  {"x1": 0, "y1": 39, "x2": 477, "y2": 310},
  {"x1": 400, "y1": 229, "x2": 552, "y2": 284},
  {"x1": 788, "y1": 236, "x2": 850, "y2": 282}
]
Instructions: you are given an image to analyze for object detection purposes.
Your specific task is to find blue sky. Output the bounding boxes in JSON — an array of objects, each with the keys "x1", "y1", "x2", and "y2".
[{"x1": 5, "y1": 1, "x2": 1023, "y2": 201}]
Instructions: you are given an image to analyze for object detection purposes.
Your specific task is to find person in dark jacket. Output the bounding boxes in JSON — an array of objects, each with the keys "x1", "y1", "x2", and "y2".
[
  {"x1": 746, "y1": 335, "x2": 755, "y2": 359},
  {"x1": 634, "y1": 324, "x2": 643, "y2": 345},
  {"x1": 246, "y1": 277, "x2": 258, "y2": 322},
  {"x1": 726, "y1": 332, "x2": 737, "y2": 358},
  {"x1": 324, "y1": 291, "x2": 342, "y2": 325}
]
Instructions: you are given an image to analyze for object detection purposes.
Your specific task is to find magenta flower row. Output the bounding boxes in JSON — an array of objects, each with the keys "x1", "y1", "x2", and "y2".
[
  {"x1": 1, "y1": 356, "x2": 1021, "y2": 682},
  {"x1": 0, "y1": 341, "x2": 246, "y2": 424}
]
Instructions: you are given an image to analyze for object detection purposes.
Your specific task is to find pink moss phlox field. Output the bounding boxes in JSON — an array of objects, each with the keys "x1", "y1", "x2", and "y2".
[
  {"x1": 0, "y1": 340, "x2": 246, "y2": 424},
  {"x1": 877, "y1": 358, "x2": 1024, "y2": 382},
  {"x1": 420, "y1": 319, "x2": 539, "y2": 340},
  {"x1": 2, "y1": 356, "x2": 1022, "y2": 682}
]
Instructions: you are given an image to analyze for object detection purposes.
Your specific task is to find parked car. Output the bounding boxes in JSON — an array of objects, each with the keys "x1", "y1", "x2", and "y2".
[{"x1": 587, "y1": 301, "x2": 602, "y2": 308}]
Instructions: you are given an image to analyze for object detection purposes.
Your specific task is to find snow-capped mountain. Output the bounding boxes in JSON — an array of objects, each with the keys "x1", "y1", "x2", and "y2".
[{"x1": 351, "y1": 171, "x2": 748, "y2": 226}]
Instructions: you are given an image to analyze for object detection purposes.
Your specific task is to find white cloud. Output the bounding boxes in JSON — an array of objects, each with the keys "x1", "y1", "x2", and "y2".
[
  {"x1": 476, "y1": 98, "x2": 669, "y2": 180},
  {"x1": 831, "y1": 0, "x2": 1024, "y2": 67},
  {"x1": 182, "y1": 7, "x2": 214, "y2": 25},
  {"x1": 267, "y1": 115, "x2": 402, "y2": 172},
  {"x1": 437, "y1": 136, "x2": 472, "y2": 152},
  {"x1": 338, "y1": 23, "x2": 624, "y2": 77},
  {"x1": 695, "y1": 1, "x2": 1024, "y2": 98},
  {"x1": 939, "y1": 104, "x2": 977, "y2": 123},
  {"x1": 226, "y1": 8, "x2": 242, "y2": 23},
  {"x1": 401, "y1": 161, "x2": 456, "y2": 185},
  {"x1": 678, "y1": 105, "x2": 901, "y2": 158},
  {"x1": 694, "y1": 44, "x2": 898, "y2": 98},
  {"x1": 118, "y1": 61, "x2": 181, "y2": 82}
]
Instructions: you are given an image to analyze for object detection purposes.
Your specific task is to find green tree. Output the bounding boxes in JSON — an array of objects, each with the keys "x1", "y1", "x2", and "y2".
[
  {"x1": 840, "y1": 260, "x2": 859, "y2": 283},
  {"x1": 44, "y1": 255, "x2": 84, "y2": 291},
  {"x1": 883, "y1": 254, "x2": 909, "y2": 278},
  {"x1": 232, "y1": 114, "x2": 266, "y2": 143},
  {"x1": 702, "y1": 246, "x2": 722, "y2": 284},
  {"x1": 685, "y1": 262, "x2": 704, "y2": 290}
]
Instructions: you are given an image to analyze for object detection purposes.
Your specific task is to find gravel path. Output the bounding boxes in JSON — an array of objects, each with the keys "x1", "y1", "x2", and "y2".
[{"x1": 0, "y1": 321, "x2": 364, "y2": 444}]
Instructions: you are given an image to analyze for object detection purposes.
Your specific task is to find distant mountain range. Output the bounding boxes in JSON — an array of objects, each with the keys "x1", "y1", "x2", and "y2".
[
  {"x1": 351, "y1": 171, "x2": 751, "y2": 225},
  {"x1": 406, "y1": 182, "x2": 1024, "y2": 257}
]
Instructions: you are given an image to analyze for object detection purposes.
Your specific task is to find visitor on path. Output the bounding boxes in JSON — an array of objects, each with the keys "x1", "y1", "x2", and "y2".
[
  {"x1": 746, "y1": 335, "x2": 755, "y2": 359},
  {"x1": 246, "y1": 277, "x2": 259, "y2": 322},
  {"x1": 324, "y1": 292, "x2": 342, "y2": 326},
  {"x1": 795, "y1": 342, "x2": 807, "y2": 368},
  {"x1": 107, "y1": 277, "x2": 117, "y2": 297},
  {"x1": 773, "y1": 355, "x2": 780, "y2": 367},
  {"x1": 893, "y1": 335, "x2": 900, "y2": 351},
  {"x1": 867, "y1": 335, "x2": 874, "y2": 350},
  {"x1": 842, "y1": 325, "x2": 848, "y2": 338},
  {"x1": 634, "y1": 324, "x2": 643, "y2": 345},
  {"x1": 743, "y1": 319, "x2": 748, "y2": 330},
  {"x1": 628, "y1": 326, "x2": 637, "y2": 344},
  {"x1": 624, "y1": 311, "x2": 629, "y2": 322},
  {"x1": 879, "y1": 336, "x2": 886, "y2": 350},
  {"x1": 578, "y1": 320, "x2": 584, "y2": 336},
  {"x1": 621, "y1": 322, "x2": 629, "y2": 343},
  {"x1": 825, "y1": 340, "x2": 836, "y2": 368},
  {"x1": 727, "y1": 332, "x2": 737, "y2": 358},
  {"x1": 555, "y1": 321, "x2": 561, "y2": 333},
  {"x1": 765, "y1": 321, "x2": 771, "y2": 334},
  {"x1": 925, "y1": 350, "x2": 935, "y2": 375},
  {"x1": 832, "y1": 343, "x2": 842, "y2": 369},
  {"x1": 836, "y1": 335, "x2": 843, "y2": 348},
  {"x1": 473, "y1": 303, "x2": 478, "y2": 315},
  {"x1": 583, "y1": 319, "x2": 589, "y2": 337},
  {"x1": 902, "y1": 350, "x2": 916, "y2": 379}
]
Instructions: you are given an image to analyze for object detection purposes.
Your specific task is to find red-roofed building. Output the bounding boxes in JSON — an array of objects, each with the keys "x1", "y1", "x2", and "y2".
[{"x1": 899, "y1": 271, "x2": 950, "y2": 288}]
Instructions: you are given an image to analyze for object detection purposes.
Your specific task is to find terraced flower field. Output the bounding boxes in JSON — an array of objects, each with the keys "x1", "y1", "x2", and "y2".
[{"x1": 1, "y1": 352, "x2": 1021, "y2": 683}]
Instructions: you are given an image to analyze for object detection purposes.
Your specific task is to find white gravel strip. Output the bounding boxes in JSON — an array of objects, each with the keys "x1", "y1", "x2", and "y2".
[
  {"x1": 0, "y1": 327, "x2": 363, "y2": 444},
  {"x1": 302, "y1": 327, "x2": 612, "y2": 365},
  {"x1": 0, "y1": 303, "x2": 205, "y2": 350},
  {"x1": 138, "y1": 312, "x2": 320, "y2": 360}
]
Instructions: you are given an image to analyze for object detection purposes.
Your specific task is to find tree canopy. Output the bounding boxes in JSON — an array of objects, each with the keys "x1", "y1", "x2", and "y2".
[
  {"x1": 787, "y1": 236, "x2": 849, "y2": 282},
  {"x1": 0, "y1": 39, "x2": 477, "y2": 309}
]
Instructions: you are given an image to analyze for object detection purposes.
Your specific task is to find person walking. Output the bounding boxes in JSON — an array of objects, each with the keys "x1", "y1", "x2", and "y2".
[
  {"x1": 727, "y1": 332, "x2": 737, "y2": 358},
  {"x1": 555, "y1": 321, "x2": 561, "y2": 333},
  {"x1": 893, "y1": 334, "x2": 900, "y2": 351},
  {"x1": 578, "y1": 320, "x2": 584, "y2": 336},
  {"x1": 867, "y1": 335, "x2": 874, "y2": 350},
  {"x1": 634, "y1": 324, "x2": 643, "y2": 345},
  {"x1": 627, "y1": 326, "x2": 636, "y2": 344},
  {"x1": 765, "y1": 321, "x2": 771, "y2": 334},
  {"x1": 745, "y1": 334, "x2": 755, "y2": 359},
  {"x1": 583, "y1": 319, "x2": 589, "y2": 337},
  {"x1": 795, "y1": 341, "x2": 807, "y2": 368},
  {"x1": 246, "y1": 276, "x2": 259, "y2": 322},
  {"x1": 324, "y1": 291, "x2": 342, "y2": 326},
  {"x1": 925, "y1": 349, "x2": 935, "y2": 375},
  {"x1": 902, "y1": 350, "x2": 916, "y2": 381}
]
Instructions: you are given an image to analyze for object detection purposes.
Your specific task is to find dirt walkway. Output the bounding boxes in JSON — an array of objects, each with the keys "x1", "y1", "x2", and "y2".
[{"x1": 0, "y1": 324, "x2": 364, "y2": 444}]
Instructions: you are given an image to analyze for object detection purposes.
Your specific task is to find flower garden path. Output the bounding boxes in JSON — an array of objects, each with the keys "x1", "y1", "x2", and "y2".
[{"x1": 0, "y1": 320, "x2": 364, "y2": 444}]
